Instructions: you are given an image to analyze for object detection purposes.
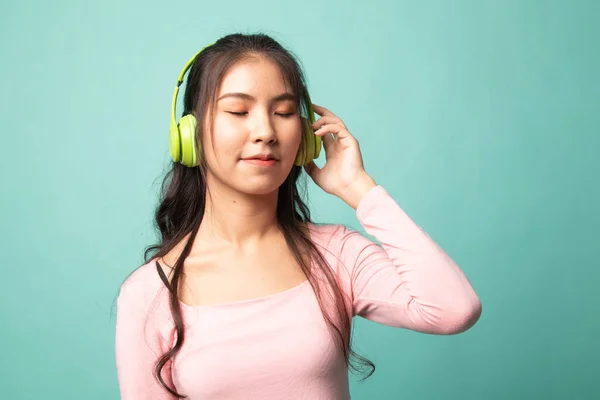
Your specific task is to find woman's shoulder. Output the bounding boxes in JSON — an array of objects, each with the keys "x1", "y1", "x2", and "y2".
[{"x1": 118, "y1": 258, "x2": 168, "y2": 307}]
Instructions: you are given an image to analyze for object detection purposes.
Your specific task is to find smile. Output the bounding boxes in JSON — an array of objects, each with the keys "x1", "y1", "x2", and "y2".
[{"x1": 242, "y1": 159, "x2": 278, "y2": 167}]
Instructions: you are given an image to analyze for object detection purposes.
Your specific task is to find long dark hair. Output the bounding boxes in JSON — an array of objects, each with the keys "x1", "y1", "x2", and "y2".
[{"x1": 142, "y1": 32, "x2": 374, "y2": 398}]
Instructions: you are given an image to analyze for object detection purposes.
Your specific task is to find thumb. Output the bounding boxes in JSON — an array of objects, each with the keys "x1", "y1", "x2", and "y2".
[{"x1": 304, "y1": 161, "x2": 322, "y2": 181}]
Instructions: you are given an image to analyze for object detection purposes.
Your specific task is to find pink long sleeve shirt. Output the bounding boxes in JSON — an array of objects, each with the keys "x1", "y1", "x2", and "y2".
[{"x1": 115, "y1": 185, "x2": 481, "y2": 399}]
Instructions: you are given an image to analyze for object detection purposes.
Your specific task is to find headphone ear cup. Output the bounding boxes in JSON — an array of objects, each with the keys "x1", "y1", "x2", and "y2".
[
  {"x1": 313, "y1": 129, "x2": 322, "y2": 160},
  {"x1": 178, "y1": 114, "x2": 199, "y2": 167},
  {"x1": 294, "y1": 118, "x2": 310, "y2": 166},
  {"x1": 169, "y1": 120, "x2": 182, "y2": 163},
  {"x1": 295, "y1": 117, "x2": 322, "y2": 166}
]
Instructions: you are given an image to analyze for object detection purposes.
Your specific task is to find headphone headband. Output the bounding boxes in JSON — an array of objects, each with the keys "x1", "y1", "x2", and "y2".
[{"x1": 170, "y1": 45, "x2": 213, "y2": 140}]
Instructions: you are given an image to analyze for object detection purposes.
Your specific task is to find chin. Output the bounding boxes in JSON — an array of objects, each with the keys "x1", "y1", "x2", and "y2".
[
  {"x1": 236, "y1": 178, "x2": 286, "y2": 196},
  {"x1": 206, "y1": 162, "x2": 293, "y2": 196}
]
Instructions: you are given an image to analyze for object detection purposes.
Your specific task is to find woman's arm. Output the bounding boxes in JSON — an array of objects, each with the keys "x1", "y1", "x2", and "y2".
[
  {"x1": 337, "y1": 185, "x2": 482, "y2": 334},
  {"x1": 115, "y1": 282, "x2": 177, "y2": 399}
]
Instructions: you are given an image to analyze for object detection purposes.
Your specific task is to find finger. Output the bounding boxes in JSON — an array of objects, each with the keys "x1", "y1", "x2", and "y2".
[
  {"x1": 321, "y1": 132, "x2": 335, "y2": 151},
  {"x1": 311, "y1": 104, "x2": 335, "y2": 117},
  {"x1": 314, "y1": 123, "x2": 353, "y2": 141},
  {"x1": 312, "y1": 115, "x2": 346, "y2": 130}
]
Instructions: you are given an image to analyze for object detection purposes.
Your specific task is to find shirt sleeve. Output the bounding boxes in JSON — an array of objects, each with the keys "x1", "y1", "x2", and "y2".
[
  {"x1": 337, "y1": 185, "x2": 482, "y2": 334},
  {"x1": 115, "y1": 281, "x2": 178, "y2": 399}
]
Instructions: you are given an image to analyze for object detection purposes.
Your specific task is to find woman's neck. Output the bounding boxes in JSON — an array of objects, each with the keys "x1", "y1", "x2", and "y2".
[{"x1": 197, "y1": 181, "x2": 281, "y2": 249}]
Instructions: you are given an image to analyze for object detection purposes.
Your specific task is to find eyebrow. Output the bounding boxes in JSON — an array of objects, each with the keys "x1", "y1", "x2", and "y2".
[{"x1": 217, "y1": 92, "x2": 296, "y2": 102}]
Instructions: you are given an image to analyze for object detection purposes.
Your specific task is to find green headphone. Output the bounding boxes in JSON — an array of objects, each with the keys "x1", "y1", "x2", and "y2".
[{"x1": 169, "y1": 45, "x2": 322, "y2": 168}]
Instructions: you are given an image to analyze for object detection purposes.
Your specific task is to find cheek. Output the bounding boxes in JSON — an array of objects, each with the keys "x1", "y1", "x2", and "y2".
[
  {"x1": 203, "y1": 120, "x2": 245, "y2": 161},
  {"x1": 281, "y1": 121, "x2": 303, "y2": 150}
]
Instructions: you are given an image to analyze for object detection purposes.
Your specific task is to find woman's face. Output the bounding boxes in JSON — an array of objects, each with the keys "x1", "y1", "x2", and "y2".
[{"x1": 202, "y1": 57, "x2": 303, "y2": 196}]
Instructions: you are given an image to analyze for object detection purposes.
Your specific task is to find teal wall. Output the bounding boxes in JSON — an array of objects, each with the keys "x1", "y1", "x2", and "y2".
[{"x1": 1, "y1": 0, "x2": 598, "y2": 398}]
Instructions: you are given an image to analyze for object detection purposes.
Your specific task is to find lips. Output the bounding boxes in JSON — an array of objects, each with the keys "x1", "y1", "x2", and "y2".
[
  {"x1": 241, "y1": 153, "x2": 278, "y2": 167},
  {"x1": 242, "y1": 154, "x2": 277, "y2": 161}
]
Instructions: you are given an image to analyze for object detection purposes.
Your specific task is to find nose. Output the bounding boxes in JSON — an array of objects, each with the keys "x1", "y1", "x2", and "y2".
[{"x1": 250, "y1": 113, "x2": 277, "y2": 145}]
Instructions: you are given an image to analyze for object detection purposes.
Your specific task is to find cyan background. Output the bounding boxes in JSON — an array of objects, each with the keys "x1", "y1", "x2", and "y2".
[{"x1": 1, "y1": 0, "x2": 598, "y2": 398}]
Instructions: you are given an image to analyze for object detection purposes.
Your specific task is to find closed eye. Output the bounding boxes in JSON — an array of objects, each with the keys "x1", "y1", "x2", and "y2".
[{"x1": 226, "y1": 111, "x2": 295, "y2": 117}]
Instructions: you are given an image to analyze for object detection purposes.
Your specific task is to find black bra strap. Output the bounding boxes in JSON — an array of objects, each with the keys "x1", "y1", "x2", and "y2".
[{"x1": 156, "y1": 261, "x2": 171, "y2": 289}]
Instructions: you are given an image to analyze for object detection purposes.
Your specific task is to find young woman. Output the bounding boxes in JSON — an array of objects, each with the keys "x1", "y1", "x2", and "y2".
[{"x1": 115, "y1": 33, "x2": 482, "y2": 399}]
